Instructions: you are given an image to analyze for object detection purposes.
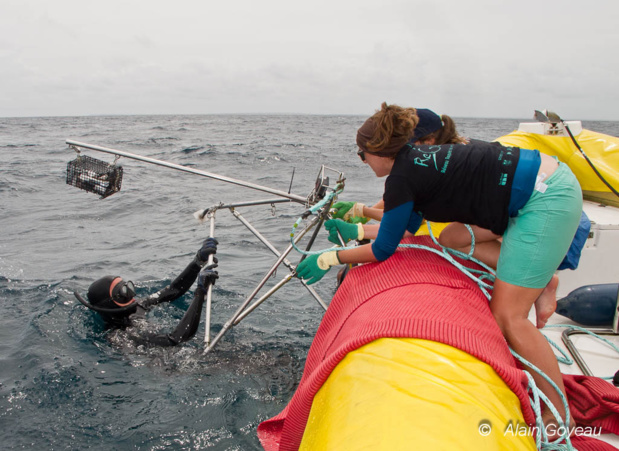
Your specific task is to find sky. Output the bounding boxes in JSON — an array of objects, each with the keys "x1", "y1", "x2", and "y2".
[{"x1": 1, "y1": 0, "x2": 618, "y2": 120}]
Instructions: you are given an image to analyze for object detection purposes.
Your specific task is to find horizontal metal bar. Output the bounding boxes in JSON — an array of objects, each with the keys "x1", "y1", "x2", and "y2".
[
  {"x1": 214, "y1": 198, "x2": 293, "y2": 210},
  {"x1": 66, "y1": 139, "x2": 307, "y2": 203}
]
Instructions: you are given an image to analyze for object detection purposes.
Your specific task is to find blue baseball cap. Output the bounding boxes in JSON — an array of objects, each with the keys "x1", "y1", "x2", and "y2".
[{"x1": 411, "y1": 108, "x2": 443, "y2": 142}]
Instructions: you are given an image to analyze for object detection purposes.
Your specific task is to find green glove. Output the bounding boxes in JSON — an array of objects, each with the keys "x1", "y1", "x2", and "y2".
[
  {"x1": 296, "y1": 251, "x2": 340, "y2": 285},
  {"x1": 331, "y1": 202, "x2": 369, "y2": 224},
  {"x1": 349, "y1": 216, "x2": 369, "y2": 224},
  {"x1": 325, "y1": 219, "x2": 364, "y2": 245}
]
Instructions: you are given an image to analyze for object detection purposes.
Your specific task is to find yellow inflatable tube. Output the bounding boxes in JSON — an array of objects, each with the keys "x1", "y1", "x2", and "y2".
[
  {"x1": 300, "y1": 338, "x2": 536, "y2": 451},
  {"x1": 415, "y1": 127, "x2": 619, "y2": 234},
  {"x1": 497, "y1": 129, "x2": 619, "y2": 207}
]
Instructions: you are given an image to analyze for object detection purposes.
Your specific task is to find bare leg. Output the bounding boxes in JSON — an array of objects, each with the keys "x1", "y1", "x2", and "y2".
[
  {"x1": 439, "y1": 223, "x2": 502, "y2": 269},
  {"x1": 535, "y1": 274, "x2": 559, "y2": 329},
  {"x1": 490, "y1": 278, "x2": 574, "y2": 436}
]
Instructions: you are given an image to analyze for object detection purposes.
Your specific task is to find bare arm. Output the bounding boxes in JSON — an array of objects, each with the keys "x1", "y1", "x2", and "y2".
[
  {"x1": 362, "y1": 205, "x2": 385, "y2": 221},
  {"x1": 361, "y1": 223, "x2": 414, "y2": 241},
  {"x1": 337, "y1": 242, "x2": 378, "y2": 264}
]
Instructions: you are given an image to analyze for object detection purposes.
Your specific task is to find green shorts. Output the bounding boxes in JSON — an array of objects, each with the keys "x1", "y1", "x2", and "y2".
[{"x1": 496, "y1": 162, "x2": 582, "y2": 289}]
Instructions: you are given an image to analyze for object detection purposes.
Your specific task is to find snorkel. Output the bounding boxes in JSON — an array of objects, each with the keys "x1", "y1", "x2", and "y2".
[{"x1": 75, "y1": 275, "x2": 138, "y2": 318}]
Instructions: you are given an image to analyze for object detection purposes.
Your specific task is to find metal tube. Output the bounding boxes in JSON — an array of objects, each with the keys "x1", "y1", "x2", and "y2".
[
  {"x1": 66, "y1": 140, "x2": 307, "y2": 203},
  {"x1": 230, "y1": 209, "x2": 327, "y2": 310},
  {"x1": 301, "y1": 281, "x2": 328, "y2": 311},
  {"x1": 204, "y1": 217, "x2": 320, "y2": 354},
  {"x1": 230, "y1": 209, "x2": 296, "y2": 268},
  {"x1": 207, "y1": 198, "x2": 293, "y2": 212},
  {"x1": 231, "y1": 217, "x2": 317, "y2": 313},
  {"x1": 234, "y1": 274, "x2": 295, "y2": 323},
  {"x1": 204, "y1": 211, "x2": 216, "y2": 346},
  {"x1": 561, "y1": 328, "x2": 617, "y2": 377}
]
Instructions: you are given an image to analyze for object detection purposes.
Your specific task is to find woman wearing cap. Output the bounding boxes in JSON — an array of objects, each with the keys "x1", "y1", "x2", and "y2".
[
  {"x1": 75, "y1": 238, "x2": 219, "y2": 347},
  {"x1": 331, "y1": 108, "x2": 470, "y2": 223},
  {"x1": 296, "y1": 102, "x2": 582, "y2": 432}
]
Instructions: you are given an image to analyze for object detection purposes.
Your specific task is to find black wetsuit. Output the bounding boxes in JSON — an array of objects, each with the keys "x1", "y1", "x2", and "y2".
[{"x1": 105, "y1": 259, "x2": 212, "y2": 347}]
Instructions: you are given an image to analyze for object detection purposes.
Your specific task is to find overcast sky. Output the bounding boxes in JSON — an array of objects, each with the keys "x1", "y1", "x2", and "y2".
[{"x1": 2, "y1": 0, "x2": 618, "y2": 120}]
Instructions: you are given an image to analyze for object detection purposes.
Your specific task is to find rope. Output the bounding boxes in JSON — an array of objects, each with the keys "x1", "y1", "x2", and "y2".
[
  {"x1": 401, "y1": 224, "x2": 577, "y2": 449},
  {"x1": 511, "y1": 352, "x2": 575, "y2": 450},
  {"x1": 397, "y1": 221, "x2": 496, "y2": 299},
  {"x1": 291, "y1": 216, "x2": 615, "y2": 449},
  {"x1": 543, "y1": 324, "x2": 619, "y2": 380},
  {"x1": 291, "y1": 212, "x2": 497, "y2": 292},
  {"x1": 545, "y1": 334, "x2": 574, "y2": 366},
  {"x1": 290, "y1": 184, "x2": 347, "y2": 256}
]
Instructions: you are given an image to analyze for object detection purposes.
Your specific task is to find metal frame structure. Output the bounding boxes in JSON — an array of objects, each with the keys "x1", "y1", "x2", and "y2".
[
  {"x1": 66, "y1": 140, "x2": 345, "y2": 354},
  {"x1": 561, "y1": 328, "x2": 618, "y2": 377}
]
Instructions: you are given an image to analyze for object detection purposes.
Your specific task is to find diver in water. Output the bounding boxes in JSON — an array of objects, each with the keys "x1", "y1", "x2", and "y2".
[{"x1": 74, "y1": 237, "x2": 219, "y2": 347}]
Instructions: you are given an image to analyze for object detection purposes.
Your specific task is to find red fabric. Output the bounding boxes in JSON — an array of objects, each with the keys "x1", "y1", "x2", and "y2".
[
  {"x1": 564, "y1": 373, "x2": 619, "y2": 450},
  {"x1": 257, "y1": 236, "x2": 619, "y2": 450},
  {"x1": 564, "y1": 374, "x2": 619, "y2": 433},
  {"x1": 570, "y1": 435, "x2": 619, "y2": 451}
]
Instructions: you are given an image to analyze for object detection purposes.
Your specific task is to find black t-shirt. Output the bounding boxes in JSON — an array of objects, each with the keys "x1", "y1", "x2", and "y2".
[{"x1": 383, "y1": 142, "x2": 520, "y2": 235}]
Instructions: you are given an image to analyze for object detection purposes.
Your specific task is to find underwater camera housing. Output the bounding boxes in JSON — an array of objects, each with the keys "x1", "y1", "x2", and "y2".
[{"x1": 66, "y1": 154, "x2": 123, "y2": 199}]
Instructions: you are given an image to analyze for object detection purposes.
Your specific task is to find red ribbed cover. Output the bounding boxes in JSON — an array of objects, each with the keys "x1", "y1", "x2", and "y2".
[
  {"x1": 257, "y1": 236, "x2": 619, "y2": 450},
  {"x1": 565, "y1": 375, "x2": 619, "y2": 433}
]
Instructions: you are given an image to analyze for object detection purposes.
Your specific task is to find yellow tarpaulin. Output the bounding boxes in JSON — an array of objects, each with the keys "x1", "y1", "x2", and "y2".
[
  {"x1": 300, "y1": 338, "x2": 536, "y2": 451},
  {"x1": 497, "y1": 129, "x2": 619, "y2": 207}
]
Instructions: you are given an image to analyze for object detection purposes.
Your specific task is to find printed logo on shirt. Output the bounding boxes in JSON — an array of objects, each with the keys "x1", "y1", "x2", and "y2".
[
  {"x1": 497, "y1": 147, "x2": 516, "y2": 185},
  {"x1": 412, "y1": 145, "x2": 454, "y2": 173},
  {"x1": 498, "y1": 147, "x2": 516, "y2": 166}
]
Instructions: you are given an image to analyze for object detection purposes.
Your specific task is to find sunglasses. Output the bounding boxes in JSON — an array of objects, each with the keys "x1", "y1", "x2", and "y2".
[
  {"x1": 357, "y1": 147, "x2": 397, "y2": 161},
  {"x1": 357, "y1": 148, "x2": 366, "y2": 162}
]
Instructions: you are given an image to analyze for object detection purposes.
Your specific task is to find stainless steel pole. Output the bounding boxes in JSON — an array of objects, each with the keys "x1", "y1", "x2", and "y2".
[
  {"x1": 230, "y1": 209, "x2": 327, "y2": 310},
  {"x1": 66, "y1": 140, "x2": 307, "y2": 203},
  {"x1": 204, "y1": 211, "x2": 216, "y2": 346},
  {"x1": 204, "y1": 216, "x2": 320, "y2": 354},
  {"x1": 234, "y1": 274, "x2": 296, "y2": 323}
]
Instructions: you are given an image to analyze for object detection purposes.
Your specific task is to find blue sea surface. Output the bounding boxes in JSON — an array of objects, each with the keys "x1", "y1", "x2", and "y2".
[{"x1": 1, "y1": 114, "x2": 617, "y2": 450}]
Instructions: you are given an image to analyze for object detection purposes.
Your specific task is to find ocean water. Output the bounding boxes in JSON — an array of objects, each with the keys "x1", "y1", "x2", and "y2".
[{"x1": 1, "y1": 114, "x2": 617, "y2": 450}]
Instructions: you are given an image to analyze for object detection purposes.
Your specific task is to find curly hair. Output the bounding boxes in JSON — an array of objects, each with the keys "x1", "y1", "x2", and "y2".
[
  {"x1": 356, "y1": 103, "x2": 420, "y2": 158},
  {"x1": 366, "y1": 102, "x2": 419, "y2": 153}
]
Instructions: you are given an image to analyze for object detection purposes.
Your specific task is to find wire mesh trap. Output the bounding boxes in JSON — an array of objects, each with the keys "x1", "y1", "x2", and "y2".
[{"x1": 66, "y1": 154, "x2": 123, "y2": 199}]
